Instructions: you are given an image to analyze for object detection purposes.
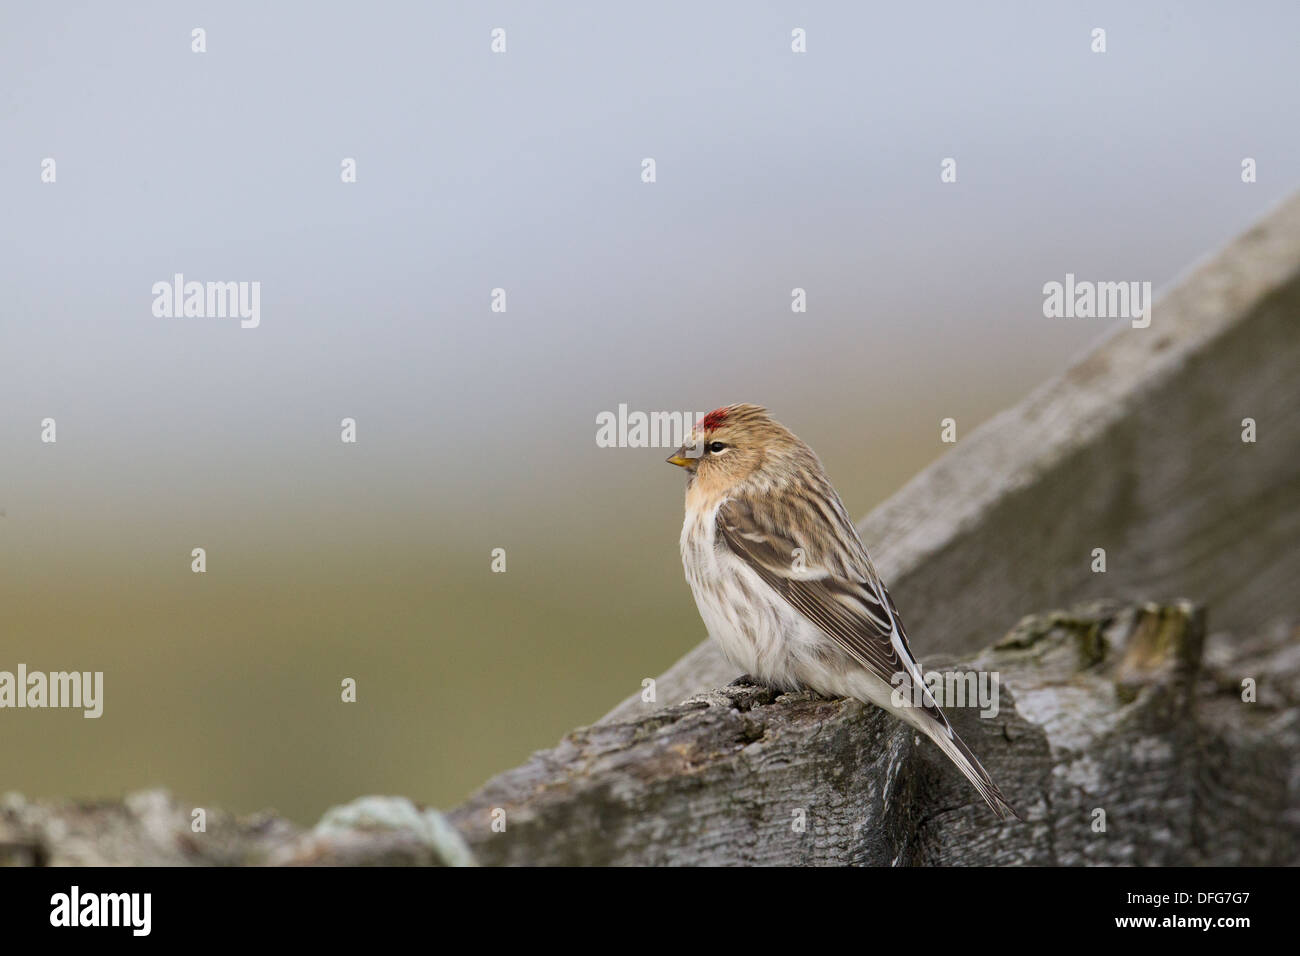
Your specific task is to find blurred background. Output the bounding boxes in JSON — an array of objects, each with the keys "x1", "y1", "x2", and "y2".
[{"x1": 2, "y1": 1, "x2": 1298, "y2": 824}]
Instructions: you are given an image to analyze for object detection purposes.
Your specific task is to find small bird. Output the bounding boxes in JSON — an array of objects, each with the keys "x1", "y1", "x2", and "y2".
[{"x1": 668, "y1": 403, "x2": 1018, "y2": 820}]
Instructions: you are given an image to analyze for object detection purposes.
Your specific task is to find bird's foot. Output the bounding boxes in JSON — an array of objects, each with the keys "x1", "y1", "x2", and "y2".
[{"x1": 728, "y1": 673, "x2": 763, "y2": 687}]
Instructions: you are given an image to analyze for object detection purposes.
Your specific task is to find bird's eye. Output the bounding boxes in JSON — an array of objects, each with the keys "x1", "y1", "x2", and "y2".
[{"x1": 708, "y1": 441, "x2": 727, "y2": 453}]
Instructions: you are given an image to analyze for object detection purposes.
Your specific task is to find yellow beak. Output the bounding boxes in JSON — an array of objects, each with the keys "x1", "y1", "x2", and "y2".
[{"x1": 666, "y1": 444, "x2": 696, "y2": 469}]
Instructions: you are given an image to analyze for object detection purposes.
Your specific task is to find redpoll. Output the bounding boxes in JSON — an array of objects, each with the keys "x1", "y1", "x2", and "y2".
[{"x1": 668, "y1": 404, "x2": 1019, "y2": 821}]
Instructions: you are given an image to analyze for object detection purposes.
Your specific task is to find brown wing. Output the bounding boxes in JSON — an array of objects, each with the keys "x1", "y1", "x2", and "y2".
[
  {"x1": 717, "y1": 494, "x2": 1020, "y2": 821},
  {"x1": 716, "y1": 494, "x2": 935, "y2": 716}
]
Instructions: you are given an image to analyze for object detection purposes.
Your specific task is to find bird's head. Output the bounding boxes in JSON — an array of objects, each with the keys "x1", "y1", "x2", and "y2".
[{"x1": 667, "y1": 403, "x2": 814, "y2": 495}]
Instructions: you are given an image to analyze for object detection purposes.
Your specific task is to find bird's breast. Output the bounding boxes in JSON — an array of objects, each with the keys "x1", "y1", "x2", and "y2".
[{"x1": 678, "y1": 501, "x2": 807, "y2": 688}]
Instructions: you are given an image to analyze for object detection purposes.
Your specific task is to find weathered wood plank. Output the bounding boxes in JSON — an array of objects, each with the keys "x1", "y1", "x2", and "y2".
[
  {"x1": 445, "y1": 603, "x2": 1299, "y2": 866},
  {"x1": 4, "y1": 602, "x2": 1293, "y2": 865}
]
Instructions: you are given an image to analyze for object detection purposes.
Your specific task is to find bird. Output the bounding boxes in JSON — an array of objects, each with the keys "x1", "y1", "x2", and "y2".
[{"x1": 667, "y1": 403, "x2": 1019, "y2": 821}]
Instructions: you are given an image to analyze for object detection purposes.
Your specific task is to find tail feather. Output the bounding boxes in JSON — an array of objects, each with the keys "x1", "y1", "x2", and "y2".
[{"x1": 923, "y1": 722, "x2": 1022, "y2": 822}]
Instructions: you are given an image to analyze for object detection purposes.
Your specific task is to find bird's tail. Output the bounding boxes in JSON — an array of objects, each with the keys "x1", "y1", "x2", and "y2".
[{"x1": 921, "y1": 719, "x2": 1021, "y2": 822}]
